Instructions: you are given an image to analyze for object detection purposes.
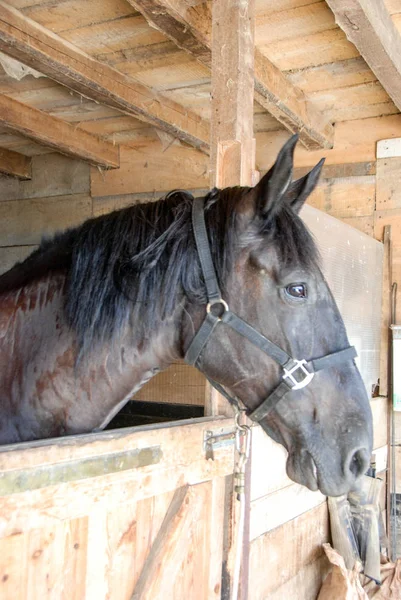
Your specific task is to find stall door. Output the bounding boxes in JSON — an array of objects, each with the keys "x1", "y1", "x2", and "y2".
[{"x1": 0, "y1": 417, "x2": 236, "y2": 600}]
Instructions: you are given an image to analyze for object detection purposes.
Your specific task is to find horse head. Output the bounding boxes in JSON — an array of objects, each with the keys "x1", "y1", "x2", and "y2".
[{"x1": 182, "y1": 135, "x2": 373, "y2": 497}]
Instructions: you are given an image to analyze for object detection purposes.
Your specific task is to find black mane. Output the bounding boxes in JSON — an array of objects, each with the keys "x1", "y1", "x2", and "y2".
[{"x1": 0, "y1": 188, "x2": 318, "y2": 356}]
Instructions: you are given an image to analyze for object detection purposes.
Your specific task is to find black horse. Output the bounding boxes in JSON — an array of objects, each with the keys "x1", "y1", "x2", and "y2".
[{"x1": 0, "y1": 135, "x2": 372, "y2": 496}]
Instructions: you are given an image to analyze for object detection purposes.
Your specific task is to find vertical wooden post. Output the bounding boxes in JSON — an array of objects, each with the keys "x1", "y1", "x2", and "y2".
[
  {"x1": 208, "y1": 2, "x2": 256, "y2": 598},
  {"x1": 207, "y1": 0, "x2": 256, "y2": 420},
  {"x1": 210, "y1": 0, "x2": 255, "y2": 189}
]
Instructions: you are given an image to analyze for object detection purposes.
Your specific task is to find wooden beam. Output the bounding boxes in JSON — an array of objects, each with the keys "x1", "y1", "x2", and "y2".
[
  {"x1": 126, "y1": 0, "x2": 334, "y2": 150},
  {"x1": 209, "y1": 4, "x2": 256, "y2": 597},
  {"x1": 326, "y1": 0, "x2": 401, "y2": 113},
  {"x1": 0, "y1": 2, "x2": 209, "y2": 153},
  {"x1": 0, "y1": 95, "x2": 119, "y2": 169},
  {"x1": 0, "y1": 147, "x2": 31, "y2": 179}
]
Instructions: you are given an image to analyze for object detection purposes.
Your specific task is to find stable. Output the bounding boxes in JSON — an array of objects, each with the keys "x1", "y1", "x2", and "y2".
[{"x1": 0, "y1": 1, "x2": 398, "y2": 599}]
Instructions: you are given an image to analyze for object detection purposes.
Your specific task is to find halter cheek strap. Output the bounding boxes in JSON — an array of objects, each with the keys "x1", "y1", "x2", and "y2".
[{"x1": 184, "y1": 197, "x2": 357, "y2": 422}]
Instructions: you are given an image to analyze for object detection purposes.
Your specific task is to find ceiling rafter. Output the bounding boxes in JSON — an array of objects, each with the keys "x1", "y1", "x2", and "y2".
[
  {"x1": 326, "y1": 0, "x2": 401, "y2": 113},
  {"x1": 126, "y1": 0, "x2": 334, "y2": 150},
  {"x1": 0, "y1": 1, "x2": 209, "y2": 153},
  {"x1": 0, "y1": 94, "x2": 119, "y2": 169},
  {"x1": 0, "y1": 147, "x2": 31, "y2": 179}
]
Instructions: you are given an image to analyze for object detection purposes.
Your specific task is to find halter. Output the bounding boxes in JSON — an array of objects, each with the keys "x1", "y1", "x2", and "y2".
[{"x1": 184, "y1": 197, "x2": 357, "y2": 422}]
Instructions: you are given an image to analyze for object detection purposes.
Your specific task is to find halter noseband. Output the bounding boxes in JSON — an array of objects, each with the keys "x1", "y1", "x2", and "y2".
[{"x1": 184, "y1": 197, "x2": 357, "y2": 422}]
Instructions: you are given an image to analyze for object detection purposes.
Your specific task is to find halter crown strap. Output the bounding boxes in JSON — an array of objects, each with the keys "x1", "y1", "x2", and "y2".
[{"x1": 185, "y1": 197, "x2": 358, "y2": 422}]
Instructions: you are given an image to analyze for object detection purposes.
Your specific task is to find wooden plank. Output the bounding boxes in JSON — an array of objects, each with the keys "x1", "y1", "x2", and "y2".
[
  {"x1": 340, "y1": 216, "x2": 374, "y2": 236},
  {"x1": 0, "y1": 194, "x2": 92, "y2": 246},
  {"x1": 307, "y1": 176, "x2": 375, "y2": 218},
  {"x1": 0, "y1": 419, "x2": 235, "y2": 538},
  {"x1": 326, "y1": 0, "x2": 401, "y2": 113},
  {"x1": 250, "y1": 483, "x2": 326, "y2": 541},
  {"x1": 0, "y1": 147, "x2": 30, "y2": 179},
  {"x1": 256, "y1": 114, "x2": 401, "y2": 171},
  {"x1": 249, "y1": 502, "x2": 329, "y2": 598},
  {"x1": 127, "y1": 0, "x2": 334, "y2": 150},
  {"x1": 377, "y1": 157, "x2": 401, "y2": 211},
  {"x1": 264, "y1": 556, "x2": 330, "y2": 600},
  {"x1": 0, "y1": 2, "x2": 209, "y2": 152},
  {"x1": 287, "y1": 57, "x2": 377, "y2": 94},
  {"x1": 0, "y1": 153, "x2": 90, "y2": 202},
  {"x1": 259, "y1": 28, "x2": 359, "y2": 72},
  {"x1": 22, "y1": 0, "x2": 135, "y2": 33},
  {"x1": 0, "y1": 245, "x2": 37, "y2": 275},
  {"x1": 0, "y1": 95, "x2": 119, "y2": 169},
  {"x1": 90, "y1": 143, "x2": 209, "y2": 198},
  {"x1": 131, "y1": 485, "x2": 191, "y2": 599},
  {"x1": 293, "y1": 161, "x2": 376, "y2": 180}
]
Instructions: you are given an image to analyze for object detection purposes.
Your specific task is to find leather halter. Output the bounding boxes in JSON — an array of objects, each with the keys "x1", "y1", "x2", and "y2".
[{"x1": 184, "y1": 197, "x2": 357, "y2": 422}]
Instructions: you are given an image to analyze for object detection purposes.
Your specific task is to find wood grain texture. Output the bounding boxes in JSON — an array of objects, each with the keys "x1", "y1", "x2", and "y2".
[
  {"x1": 127, "y1": 0, "x2": 334, "y2": 149},
  {"x1": 0, "y1": 1, "x2": 209, "y2": 152},
  {"x1": 307, "y1": 176, "x2": 375, "y2": 218},
  {"x1": 326, "y1": 0, "x2": 401, "y2": 113},
  {"x1": 0, "y1": 147, "x2": 31, "y2": 179},
  {"x1": 0, "y1": 153, "x2": 90, "y2": 202},
  {"x1": 0, "y1": 94, "x2": 119, "y2": 168},
  {"x1": 376, "y1": 157, "x2": 401, "y2": 210},
  {"x1": 249, "y1": 502, "x2": 330, "y2": 599},
  {"x1": 91, "y1": 143, "x2": 208, "y2": 197},
  {"x1": 0, "y1": 419, "x2": 232, "y2": 599},
  {"x1": 250, "y1": 483, "x2": 326, "y2": 541},
  {"x1": 0, "y1": 194, "x2": 92, "y2": 246},
  {"x1": 256, "y1": 114, "x2": 401, "y2": 171}
]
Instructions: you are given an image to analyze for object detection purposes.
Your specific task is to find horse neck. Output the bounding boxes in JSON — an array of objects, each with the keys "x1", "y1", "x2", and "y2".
[{"x1": 0, "y1": 274, "x2": 184, "y2": 442}]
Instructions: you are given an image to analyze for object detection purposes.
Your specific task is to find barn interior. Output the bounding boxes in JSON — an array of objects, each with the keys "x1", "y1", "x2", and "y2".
[{"x1": 0, "y1": 0, "x2": 400, "y2": 598}]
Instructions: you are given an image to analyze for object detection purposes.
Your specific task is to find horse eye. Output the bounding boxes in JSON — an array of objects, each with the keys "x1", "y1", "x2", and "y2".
[{"x1": 285, "y1": 283, "x2": 307, "y2": 299}]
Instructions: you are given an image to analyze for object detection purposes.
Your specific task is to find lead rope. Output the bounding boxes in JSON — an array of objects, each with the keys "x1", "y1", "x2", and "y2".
[{"x1": 232, "y1": 405, "x2": 252, "y2": 600}]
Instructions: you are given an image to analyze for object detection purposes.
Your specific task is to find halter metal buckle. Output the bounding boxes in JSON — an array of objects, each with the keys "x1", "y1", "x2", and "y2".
[{"x1": 283, "y1": 359, "x2": 314, "y2": 390}]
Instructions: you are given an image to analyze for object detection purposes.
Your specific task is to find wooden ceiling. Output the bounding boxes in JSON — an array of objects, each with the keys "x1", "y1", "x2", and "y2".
[{"x1": 0, "y1": 0, "x2": 400, "y2": 178}]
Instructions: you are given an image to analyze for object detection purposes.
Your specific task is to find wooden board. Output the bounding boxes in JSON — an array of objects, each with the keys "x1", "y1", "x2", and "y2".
[
  {"x1": 307, "y1": 176, "x2": 376, "y2": 218},
  {"x1": 0, "y1": 193, "x2": 92, "y2": 246},
  {"x1": 0, "y1": 94, "x2": 120, "y2": 169},
  {"x1": 0, "y1": 418, "x2": 234, "y2": 599},
  {"x1": 91, "y1": 143, "x2": 209, "y2": 197},
  {"x1": 249, "y1": 502, "x2": 330, "y2": 598},
  {"x1": 0, "y1": 147, "x2": 31, "y2": 179},
  {"x1": 257, "y1": 114, "x2": 401, "y2": 171},
  {"x1": 376, "y1": 156, "x2": 401, "y2": 210},
  {"x1": 0, "y1": 244, "x2": 37, "y2": 275},
  {"x1": 0, "y1": 153, "x2": 89, "y2": 202},
  {"x1": 250, "y1": 483, "x2": 326, "y2": 541}
]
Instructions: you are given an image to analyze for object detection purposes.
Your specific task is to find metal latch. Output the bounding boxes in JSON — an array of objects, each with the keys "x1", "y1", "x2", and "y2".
[{"x1": 203, "y1": 426, "x2": 236, "y2": 461}]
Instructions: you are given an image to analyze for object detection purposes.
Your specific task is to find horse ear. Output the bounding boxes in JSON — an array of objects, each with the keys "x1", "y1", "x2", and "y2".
[
  {"x1": 254, "y1": 134, "x2": 298, "y2": 217},
  {"x1": 286, "y1": 158, "x2": 325, "y2": 214}
]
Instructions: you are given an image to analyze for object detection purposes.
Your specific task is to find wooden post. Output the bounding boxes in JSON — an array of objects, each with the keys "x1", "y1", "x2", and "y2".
[
  {"x1": 208, "y1": 1, "x2": 256, "y2": 598},
  {"x1": 207, "y1": 0, "x2": 256, "y2": 420}
]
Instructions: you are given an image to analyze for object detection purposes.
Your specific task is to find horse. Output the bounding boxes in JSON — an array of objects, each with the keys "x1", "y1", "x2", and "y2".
[{"x1": 0, "y1": 135, "x2": 372, "y2": 497}]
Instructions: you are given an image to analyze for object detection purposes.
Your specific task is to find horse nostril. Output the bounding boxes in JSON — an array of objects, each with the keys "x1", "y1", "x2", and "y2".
[{"x1": 347, "y1": 447, "x2": 370, "y2": 479}]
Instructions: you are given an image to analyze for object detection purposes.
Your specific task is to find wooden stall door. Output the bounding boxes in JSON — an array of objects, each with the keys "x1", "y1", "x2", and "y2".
[{"x1": 0, "y1": 418, "x2": 235, "y2": 600}]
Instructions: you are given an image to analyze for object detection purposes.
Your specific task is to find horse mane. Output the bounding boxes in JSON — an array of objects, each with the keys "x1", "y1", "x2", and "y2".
[{"x1": 0, "y1": 187, "x2": 318, "y2": 356}]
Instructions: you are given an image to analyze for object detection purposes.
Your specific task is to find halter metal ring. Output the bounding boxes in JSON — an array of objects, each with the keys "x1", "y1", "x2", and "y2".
[
  {"x1": 206, "y1": 298, "x2": 229, "y2": 321},
  {"x1": 283, "y1": 359, "x2": 314, "y2": 390}
]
